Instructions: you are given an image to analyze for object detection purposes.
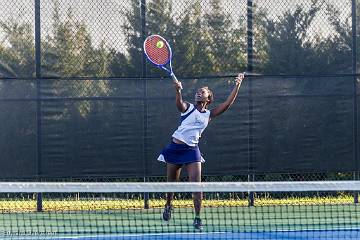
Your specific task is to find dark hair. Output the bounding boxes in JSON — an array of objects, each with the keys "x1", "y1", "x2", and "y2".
[{"x1": 203, "y1": 86, "x2": 214, "y2": 106}]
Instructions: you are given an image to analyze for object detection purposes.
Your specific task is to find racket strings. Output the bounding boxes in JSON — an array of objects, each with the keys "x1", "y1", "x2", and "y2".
[{"x1": 144, "y1": 36, "x2": 170, "y2": 65}]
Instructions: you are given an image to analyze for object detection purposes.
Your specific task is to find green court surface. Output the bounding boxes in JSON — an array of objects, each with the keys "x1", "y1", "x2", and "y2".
[{"x1": 1, "y1": 204, "x2": 359, "y2": 237}]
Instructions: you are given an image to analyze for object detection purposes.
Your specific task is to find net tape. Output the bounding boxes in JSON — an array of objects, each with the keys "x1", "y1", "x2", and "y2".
[{"x1": 0, "y1": 181, "x2": 359, "y2": 193}]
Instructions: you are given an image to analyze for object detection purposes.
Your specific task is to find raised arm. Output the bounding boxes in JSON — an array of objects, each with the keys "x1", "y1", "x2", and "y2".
[
  {"x1": 210, "y1": 73, "x2": 244, "y2": 119},
  {"x1": 174, "y1": 80, "x2": 188, "y2": 113}
]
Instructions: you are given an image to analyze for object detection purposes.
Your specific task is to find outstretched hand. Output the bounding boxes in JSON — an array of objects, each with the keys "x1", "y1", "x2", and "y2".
[
  {"x1": 235, "y1": 73, "x2": 245, "y2": 86},
  {"x1": 174, "y1": 80, "x2": 183, "y2": 92}
]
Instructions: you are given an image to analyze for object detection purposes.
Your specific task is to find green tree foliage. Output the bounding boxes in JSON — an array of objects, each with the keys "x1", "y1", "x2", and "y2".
[
  {"x1": 251, "y1": 5, "x2": 270, "y2": 73},
  {"x1": 321, "y1": 2, "x2": 353, "y2": 73},
  {"x1": 0, "y1": 1, "x2": 356, "y2": 82},
  {"x1": 203, "y1": 0, "x2": 245, "y2": 73},
  {"x1": 109, "y1": 0, "x2": 140, "y2": 78},
  {"x1": 41, "y1": 0, "x2": 112, "y2": 119},
  {"x1": 0, "y1": 19, "x2": 35, "y2": 98},
  {"x1": 263, "y1": 0, "x2": 324, "y2": 74},
  {"x1": 0, "y1": 19, "x2": 34, "y2": 78},
  {"x1": 147, "y1": 0, "x2": 176, "y2": 36},
  {"x1": 117, "y1": 0, "x2": 247, "y2": 78},
  {"x1": 174, "y1": 0, "x2": 211, "y2": 76},
  {"x1": 115, "y1": 0, "x2": 178, "y2": 78},
  {"x1": 261, "y1": 0, "x2": 354, "y2": 74},
  {"x1": 43, "y1": 1, "x2": 110, "y2": 78}
]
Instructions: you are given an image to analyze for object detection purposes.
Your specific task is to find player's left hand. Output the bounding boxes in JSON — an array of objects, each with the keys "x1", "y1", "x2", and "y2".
[{"x1": 235, "y1": 73, "x2": 245, "y2": 85}]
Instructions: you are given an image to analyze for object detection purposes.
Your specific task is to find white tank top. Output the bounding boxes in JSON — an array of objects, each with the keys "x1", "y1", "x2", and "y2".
[{"x1": 172, "y1": 103, "x2": 211, "y2": 146}]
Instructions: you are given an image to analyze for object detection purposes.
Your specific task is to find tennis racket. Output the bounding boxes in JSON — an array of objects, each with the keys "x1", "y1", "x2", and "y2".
[{"x1": 143, "y1": 35, "x2": 181, "y2": 87}]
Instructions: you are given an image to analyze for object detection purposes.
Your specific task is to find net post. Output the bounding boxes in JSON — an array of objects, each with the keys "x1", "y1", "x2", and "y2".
[
  {"x1": 248, "y1": 174, "x2": 255, "y2": 207},
  {"x1": 354, "y1": 171, "x2": 359, "y2": 204},
  {"x1": 36, "y1": 193, "x2": 43, "y2": 212},
  {"x1": 143, "y1": 177, "x2": 149, "y2": 209}
]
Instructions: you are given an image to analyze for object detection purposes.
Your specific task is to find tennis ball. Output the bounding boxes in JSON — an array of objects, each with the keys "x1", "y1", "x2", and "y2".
[{"x1": 156, "y1": 41, "x2": 164, "y2": 48}]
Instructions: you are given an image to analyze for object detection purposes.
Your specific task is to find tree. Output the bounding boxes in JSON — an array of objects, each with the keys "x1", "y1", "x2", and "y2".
[
  {"x1": 0, "y1": 20, "x2": 34, "y2": 78},
  {"x1": 174, "y1": 0, "x2": 211, "y2": 76},
  {"x1": 43, "y1": 1, "x2": 110, "y2": 79},
  {"x1": 320, "y1": 2, "x2": 353, "y2": 73},
  {"x1": 203, "y1": 0, "x2": 245, "y2": 74},
  {"x1": 0, "y1": 19, "x2": 35, "y2": 98},
  {"x1": 263, "y1": 0, "x2": 324, "y2": 74},
  {"x1": 42, "y1": 1, "x2": 111, "y2": 117}
]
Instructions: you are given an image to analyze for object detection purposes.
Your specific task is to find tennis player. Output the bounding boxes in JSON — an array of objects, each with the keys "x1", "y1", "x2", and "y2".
[{"x1": 157, "y1": 73, "x2": 245, "y2": 230}]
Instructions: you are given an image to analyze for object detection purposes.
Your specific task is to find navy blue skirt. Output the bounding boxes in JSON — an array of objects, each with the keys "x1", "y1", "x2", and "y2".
[{"x1": 157, "y1": 142, "x2": 204, "y2": 164}]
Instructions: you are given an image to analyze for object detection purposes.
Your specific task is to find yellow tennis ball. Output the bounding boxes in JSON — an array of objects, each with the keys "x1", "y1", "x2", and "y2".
[{"x1": 156, "y1": 40, "x2": 164, "y2": 48}]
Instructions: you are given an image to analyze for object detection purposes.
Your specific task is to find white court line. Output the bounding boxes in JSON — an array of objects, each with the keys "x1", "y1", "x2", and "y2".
[
  {"x1": 3, "y1": 228, "x2": 360, "y2": 239},
  {"x1": 1, "y1": 232, "x2": 230, "y2": 240}
]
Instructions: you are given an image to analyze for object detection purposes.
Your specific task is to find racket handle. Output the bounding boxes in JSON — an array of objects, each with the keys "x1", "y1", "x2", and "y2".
[
  {"x1": 170, "y1": 72, "x2": 178, "y2": 82},
  {"x1": 171, "y1": 73, "x2": 183, "y2": 89}
]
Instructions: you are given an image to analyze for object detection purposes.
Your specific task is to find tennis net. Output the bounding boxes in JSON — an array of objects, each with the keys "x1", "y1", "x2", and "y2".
[{"x1": 0, "y1": 181, "x2": 359, "y2": 239}]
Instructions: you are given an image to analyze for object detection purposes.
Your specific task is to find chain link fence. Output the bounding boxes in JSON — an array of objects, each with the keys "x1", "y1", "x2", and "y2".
[{"x1": 0, "y1": 0, "x2": 359, "y2": 182}]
